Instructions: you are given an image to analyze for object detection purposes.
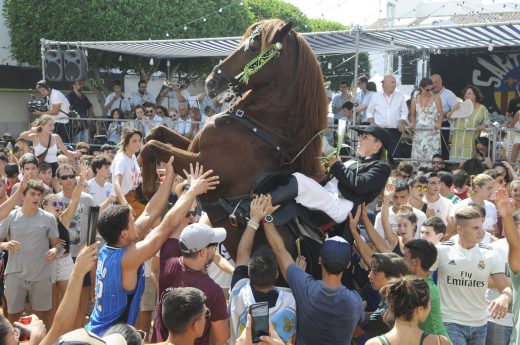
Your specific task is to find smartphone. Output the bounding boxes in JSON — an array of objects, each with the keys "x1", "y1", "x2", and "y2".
[
  {"x1": 87, "y1": 206, "x2": 100, "y2": 245},
  {"x1": 249, "y1": 302, "x2": 269, "y2": 343}
]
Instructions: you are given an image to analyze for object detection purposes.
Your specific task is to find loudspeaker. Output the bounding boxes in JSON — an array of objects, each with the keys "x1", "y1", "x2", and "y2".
[
  {"x1": 44, "y1": 50, "x2": 64, "y2": 82},
  {"x1": 64, "y1": 49, "x2": 87, "y2": 81},
  {"x1": 401, "y1": 54, "x2": 418, "y2": 85}
]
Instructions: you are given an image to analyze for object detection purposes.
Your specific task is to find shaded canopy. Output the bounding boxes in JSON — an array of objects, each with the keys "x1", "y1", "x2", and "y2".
[{"x1": 42, "y1": 21, "x2": 520, "y2": 58}]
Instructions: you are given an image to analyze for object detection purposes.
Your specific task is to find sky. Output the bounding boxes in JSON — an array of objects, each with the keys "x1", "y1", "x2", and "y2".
[{"x1": 284, "y1": 0, "x2": 386, "y2": 27}]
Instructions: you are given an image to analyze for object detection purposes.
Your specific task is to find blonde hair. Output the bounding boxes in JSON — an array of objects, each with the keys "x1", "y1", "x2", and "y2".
[
  {"x1": 470, "y1": 173, "x2": 493, "y2": 192},
  {"x1": 31, "y1": 115, "x2": 54, "y2": 131},
  {"x1": 454, "y1": 206, "x2": 482, "y2": 226},
  {"x1": 510, "y1": 179, "x2": 520, "y2": 192}
]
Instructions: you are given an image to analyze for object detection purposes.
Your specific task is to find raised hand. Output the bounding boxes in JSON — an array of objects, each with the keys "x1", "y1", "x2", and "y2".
[
  {"x1": 495, "y1": 188, "x2": 516, "y2": 218},
  {"x1": 19, "y1": 171, "x2": 32, "y2": 192},
  {"x1": 349, "y1": 205, "x2": 362, "y2": 231},
  {"x1": 262, "y1": 194, "x2": 281, "y2": 215},
  {"x1": 295, "y1": 255, "x2": 307, "y2": 271},
  {"x1": 184, "y1": 163, "x2": 220, "y2": 195},
  {"x1": 250, "y1": 194, "x2": 267, "y2": 223},
  {"x1": 74, "y1": 242, "x2": 99, "y2": 276},
  {"x1": 384, "y1": 183, "x2": 396, "y2": 201},
  {"x1": 79, "y1": 163, "x2": 90, "y2": 181},
  {"x1": 165, "y1": 156, "x2": 175, "y2": 177},
  {"x1": 360, "y1": 202, "x2": 369, "y2": 220}
]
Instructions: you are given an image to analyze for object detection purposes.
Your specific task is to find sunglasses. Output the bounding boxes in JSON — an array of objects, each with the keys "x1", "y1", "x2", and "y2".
[
  {"x1": 416, "y1": 186, "x2": 428, "y2": 192},
  {"x1": 186, "y1": 210, "x2": 197, "y2": 217},
  {"x1": 424, "y1": 87, "x2": 434, "y2": 92},
  {"x1": 51, "y1": 201, "x2": 64, "y2": 207},
  {"x1": 145, "y1": 110, "x2": 154, "y2": 114},
  {"x1": 59, "y1": 174, "x2": 76, "y2": 180},
  {"x1": 192, "y1": 307, "x2": 211, "y2": 327}
]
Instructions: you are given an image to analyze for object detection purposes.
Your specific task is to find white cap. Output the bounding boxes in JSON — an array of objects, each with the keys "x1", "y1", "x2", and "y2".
[
  {"x1": 179, "y1": 223, "x2": 227, "y2": 253},
  {"x1": 57, "y1": 328, "x2": 127, "y2": 345}
]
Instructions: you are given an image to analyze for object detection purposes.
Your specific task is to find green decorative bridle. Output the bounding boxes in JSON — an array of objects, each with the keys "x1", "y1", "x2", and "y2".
[{"x1": 239, "y1": 25, "x2": 283, "y2": 85}]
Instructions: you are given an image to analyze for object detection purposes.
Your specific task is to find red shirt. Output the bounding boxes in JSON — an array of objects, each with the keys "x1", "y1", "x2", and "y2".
[
  {"x1": 451, "y1": 185, "x2": 470, "y2": 200},
  {"x1": 153, "y1": 238, "x2": 228, "y2": 345}
]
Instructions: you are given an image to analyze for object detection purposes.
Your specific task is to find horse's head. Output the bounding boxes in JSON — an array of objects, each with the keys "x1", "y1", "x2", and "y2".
[{"x1": 205, "y1": 19, "x2": 293, "y2": 100}]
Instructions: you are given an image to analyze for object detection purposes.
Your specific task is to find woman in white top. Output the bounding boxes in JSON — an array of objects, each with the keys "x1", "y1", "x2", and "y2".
[
  {"x1": 112, "y1": 128, "x2": 144, "y2": 217},
  {"x1": 19, "y1": 115, "x2": 80, "y2": 190}
]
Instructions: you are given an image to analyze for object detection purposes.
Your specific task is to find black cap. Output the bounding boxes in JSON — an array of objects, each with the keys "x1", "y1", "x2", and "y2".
[
  {"x1": 353, "y1": 125, "x2": 393, "y2": 159},
  {"x1": 424, "y1": 171, "x2": 438, "y2": 180}
]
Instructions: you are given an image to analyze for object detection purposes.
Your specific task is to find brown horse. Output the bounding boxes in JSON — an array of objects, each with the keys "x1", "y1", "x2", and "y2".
[{"x1": 140, "y1": 19, "x2": 328, "y2": 260}]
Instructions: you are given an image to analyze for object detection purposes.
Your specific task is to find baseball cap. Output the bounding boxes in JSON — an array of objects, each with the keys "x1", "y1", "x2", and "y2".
[
  {"x1": 179, "y1": 223, "x2": 227, "y2": 254},
  {"x1": 54, "y1": 328, "x2": 127, "y2": 345},
  {"x1": 320, "y1": 236, "x2": 352, "y2": 266}
]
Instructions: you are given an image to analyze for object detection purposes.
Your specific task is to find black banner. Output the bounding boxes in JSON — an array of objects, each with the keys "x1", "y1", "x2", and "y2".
[
  {"x1": 431, "y1": 52, "x2": 520, "y2": 114},
  {"x1": 0, "y1": 65, "x2": 123, "y2": 91}
]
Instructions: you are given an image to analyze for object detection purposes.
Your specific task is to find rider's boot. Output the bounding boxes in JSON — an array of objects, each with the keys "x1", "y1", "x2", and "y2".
[{"x1": 268, "y1": 175, "x2": 298, "y2": 205}]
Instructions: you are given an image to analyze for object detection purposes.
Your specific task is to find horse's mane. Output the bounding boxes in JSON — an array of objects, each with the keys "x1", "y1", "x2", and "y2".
[
  {"x1": 290, "y1": 32, "x2": 328, "y2": 176},
  {"x1": 241, "y1": 19, "x2": 328, "y2": 176}
]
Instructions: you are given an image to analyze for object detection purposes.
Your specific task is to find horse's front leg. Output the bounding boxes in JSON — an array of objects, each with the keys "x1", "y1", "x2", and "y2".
[
  {"x1": 145, "y1": 125, "x2": 192, "y2": 151},
  {"x1": 139, "y1": 140, "x2": 199, "y2": 199}
]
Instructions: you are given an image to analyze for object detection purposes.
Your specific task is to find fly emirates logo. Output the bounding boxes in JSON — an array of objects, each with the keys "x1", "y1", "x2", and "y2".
[{"x1": 446, "y1": 271, "x2": 485, "y2": 288}]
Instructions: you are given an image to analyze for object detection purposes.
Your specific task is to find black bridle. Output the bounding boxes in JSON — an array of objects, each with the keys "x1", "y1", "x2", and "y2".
[{"x1": 211, "y1": 64, "x2": 243, "y2": 99}]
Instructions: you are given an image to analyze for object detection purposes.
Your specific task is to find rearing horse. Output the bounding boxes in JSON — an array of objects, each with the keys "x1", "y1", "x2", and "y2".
[{"x1": 139, "y1": 19, "x2": 328, "y2": 260}]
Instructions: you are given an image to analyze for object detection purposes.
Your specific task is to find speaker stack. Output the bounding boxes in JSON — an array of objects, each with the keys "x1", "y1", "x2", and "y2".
[
  {"x1": 44, "y1": 49, "x2": 87, "y2": 82},
  {"x1": 44, "y1": 50, "x2": 64, "y2": 82}
]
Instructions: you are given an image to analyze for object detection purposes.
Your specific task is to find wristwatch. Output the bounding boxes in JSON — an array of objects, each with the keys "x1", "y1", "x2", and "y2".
[{"x1": 264, "y1": 215, "x2": 274, "y2": 223}]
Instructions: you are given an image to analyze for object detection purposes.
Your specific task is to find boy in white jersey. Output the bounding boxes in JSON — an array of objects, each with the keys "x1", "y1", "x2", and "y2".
[
  {"x1": 431, "y1": 206, "x2": 512, "y2": 345},
  {"x1": 87, "y1": 157, "x2": 113, "y2": 207}
]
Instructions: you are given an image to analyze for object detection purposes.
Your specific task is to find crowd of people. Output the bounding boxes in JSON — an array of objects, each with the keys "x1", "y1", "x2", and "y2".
[
  {"x1": 0, "y1": 74, "x2": 519, "y2": 345},
  {"x1": 27, "y1": 72, "x2": 520, "y2": 173},
  {"x1": 332, "y1": 74, "x2": 520, "y2": 169},
  {"x1": 28, "y1": 78, "x2": 219, "y2": 147}
]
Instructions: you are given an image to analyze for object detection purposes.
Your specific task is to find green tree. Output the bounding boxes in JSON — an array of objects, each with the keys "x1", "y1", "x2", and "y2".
[
  {"x1": 246, "y1": 0, "x2": 311, "y2": 32},
  {"x1": 3, "y1": 0, "x2": 369, "y2": 93},
  {"x1": 3, "y1": 0, "x2": 251, "y2": 77}
]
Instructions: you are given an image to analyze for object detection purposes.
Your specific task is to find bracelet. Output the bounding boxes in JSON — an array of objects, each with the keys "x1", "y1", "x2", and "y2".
[{"x1": 247, "y1": 219, "x2": 260, "y2": 231}]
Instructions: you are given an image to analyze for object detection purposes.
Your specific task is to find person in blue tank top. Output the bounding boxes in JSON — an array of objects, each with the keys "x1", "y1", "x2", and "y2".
[{"x1": 87, "y1": 159, "x2": 220, "y2": 335}]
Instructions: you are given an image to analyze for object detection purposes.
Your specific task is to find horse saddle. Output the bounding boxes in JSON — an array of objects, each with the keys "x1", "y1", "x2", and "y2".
[{"x1": 217, "y1": 172, "x2": 336, "y2": 235}]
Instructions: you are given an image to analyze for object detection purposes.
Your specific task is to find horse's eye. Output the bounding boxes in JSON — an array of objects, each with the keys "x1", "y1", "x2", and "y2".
[{"x1": 249, "y1": 36, "x2": 262, "y2": 51}]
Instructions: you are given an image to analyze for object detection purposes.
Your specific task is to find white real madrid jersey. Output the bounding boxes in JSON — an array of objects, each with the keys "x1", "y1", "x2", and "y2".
[{"x1": 431, "y1": 240, "x2": 505, "y2": 326}]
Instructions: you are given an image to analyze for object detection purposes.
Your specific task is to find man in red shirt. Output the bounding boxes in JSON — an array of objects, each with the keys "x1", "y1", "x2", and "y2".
[{"x1": 154, "y1": 223, "x2": 230, "y2": 345}]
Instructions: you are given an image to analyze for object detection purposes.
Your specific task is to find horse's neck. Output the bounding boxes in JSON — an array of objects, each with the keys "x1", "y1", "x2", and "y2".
[{"x1": 238, "y1": 88, "x2": 294, "y2": 123}]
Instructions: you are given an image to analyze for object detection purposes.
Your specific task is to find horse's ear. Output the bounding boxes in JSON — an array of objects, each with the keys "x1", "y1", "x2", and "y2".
[
  {"x1": 275, "y1": 21, "x2": 293, "y2": 42},
  {"x1": 280, "y1": 22, "x2": 293, "y2": 36}
]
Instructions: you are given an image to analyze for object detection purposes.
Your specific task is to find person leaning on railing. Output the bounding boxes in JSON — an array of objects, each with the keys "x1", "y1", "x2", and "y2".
[{"x1": 447, "y1": 85, "x2": 490, "y2": 164}]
